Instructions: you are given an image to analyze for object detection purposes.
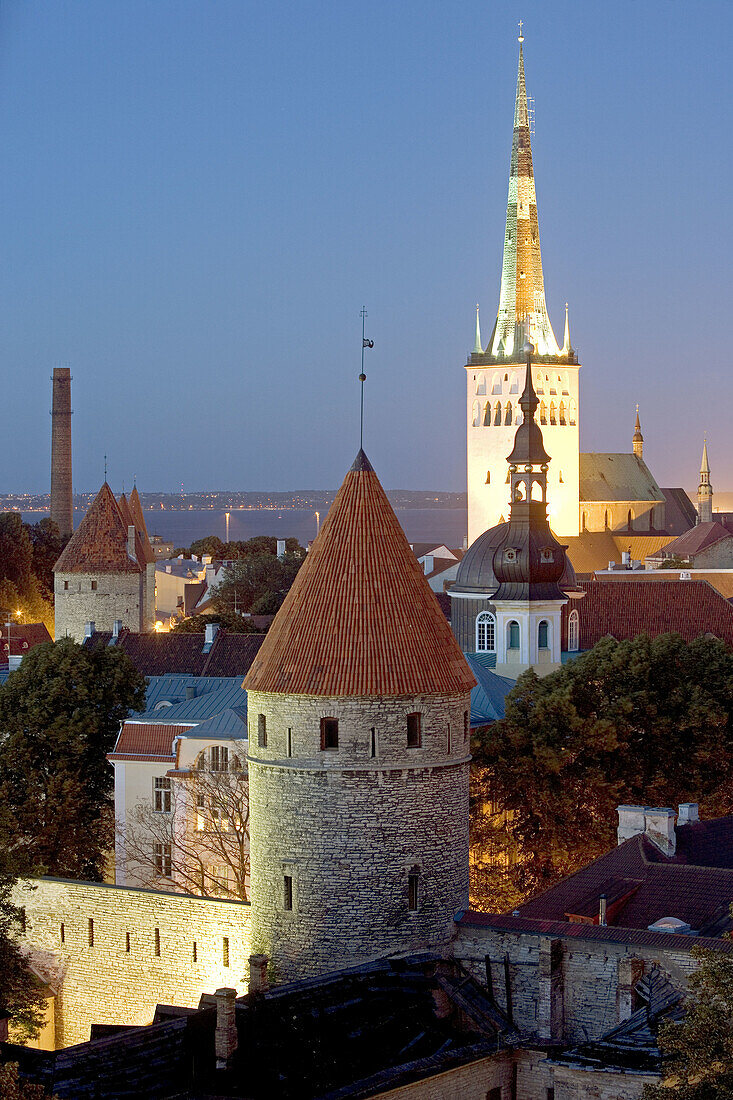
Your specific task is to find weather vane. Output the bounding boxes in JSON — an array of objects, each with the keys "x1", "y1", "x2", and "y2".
[{"x1": 359, "y1": 307, "x2": 374, "y2": 451}]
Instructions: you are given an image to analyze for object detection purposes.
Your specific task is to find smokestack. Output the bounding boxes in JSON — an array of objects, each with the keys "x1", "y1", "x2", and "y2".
[{"x1": 50, "y1": 367, "x2": 73, "y2": 538}]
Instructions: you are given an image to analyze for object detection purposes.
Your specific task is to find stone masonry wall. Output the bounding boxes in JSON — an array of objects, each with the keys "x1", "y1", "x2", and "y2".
[
  {"x1": 13, "y1": 877, "x2": 251, "y2": 1048},
  {"x1": 456, "y1": 925, "x2": 699, "y2": 1043},
  {"x1": 54, "y1": 571, "x2": 143, "y2": 640},
  {"x1": 374, "y1": 1052, "x2": 512, "y2": 1098},
  {"x1": 247, "y1": 691, "x2": 471, "y2": 983}
]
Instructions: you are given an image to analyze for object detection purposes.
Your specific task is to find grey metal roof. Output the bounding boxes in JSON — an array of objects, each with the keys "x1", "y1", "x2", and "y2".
[
  {"x1": 137, "y1": 676, "x2": 244, "y2": 722},
  {"x1": 579, "y1": 453, "x2": 664, "y2": 503},
  {"x1": 177, "y1": 707, "x2": 247, "y2": 740},
  {"x1": 452, "y1": 520, "x2": 576, "y2": 596},
  {"x1": 466, "y1": 655, "x2": 514, "y2": 725}
]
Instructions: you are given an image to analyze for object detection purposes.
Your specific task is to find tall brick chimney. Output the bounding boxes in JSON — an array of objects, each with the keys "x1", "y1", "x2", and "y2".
[{"x1": 50, "y1": 367, "x2": 73, "y2": 538}]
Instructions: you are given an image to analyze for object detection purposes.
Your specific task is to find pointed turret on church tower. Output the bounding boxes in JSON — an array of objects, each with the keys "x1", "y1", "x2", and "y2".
[
  {"x1": 465, "y1": 31, "x2": 581, "y2": 543},
  {"x1": 245, "y1": 450, "x2": 475, "y2": 982},
  {"x1": 698, "y1": 439, "x2": 713, "y2": 524},
  {"x1": 633, "y1": 405, "x2": 644, "y2": 458}
]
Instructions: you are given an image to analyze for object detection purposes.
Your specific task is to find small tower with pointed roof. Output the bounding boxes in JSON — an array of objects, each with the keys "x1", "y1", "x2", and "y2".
[
  {"x1": 53, "y1": 482, "x2": 154, "y2": 640},
  {"x1": 244, "y1": 449, "x2": 476, "y2": 982},
  {"x1": 488, "y1": 335, "x2": 570, "y2": 677},
  {"x1": 633, "y1": 406, "x2": 644, "y2": 458},
  {"x1": 698, "y1": 439, "x2": 713, "y2": 524},
  {"x1": 466, "y1": 32, "x2": 580, "y2": 542}
]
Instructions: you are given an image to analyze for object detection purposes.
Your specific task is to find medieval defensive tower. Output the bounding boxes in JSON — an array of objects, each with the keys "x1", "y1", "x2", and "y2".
[
  {"x1": 244, "y1": 450, "x2": 476, "y2": 983},
  {"x1": 50, "y1": 367, "x2": 73, "y2": 537},
  {"x1": 466, "y1": 33, "x2": 580, "y2": 543}
]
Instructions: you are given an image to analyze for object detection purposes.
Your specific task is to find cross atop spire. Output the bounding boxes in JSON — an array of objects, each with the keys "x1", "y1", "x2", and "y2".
[{"x1": 487, "y1": 33, "x2": 561, "y2": 360}]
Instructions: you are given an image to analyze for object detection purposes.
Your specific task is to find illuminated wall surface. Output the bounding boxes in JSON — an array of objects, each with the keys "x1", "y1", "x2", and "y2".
[{"x1": 13, "y1": 878, "x2": 251, "y2": 1048}]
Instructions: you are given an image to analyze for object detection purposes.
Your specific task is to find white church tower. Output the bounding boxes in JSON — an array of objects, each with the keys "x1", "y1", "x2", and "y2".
[{"x1": 466, "y1": 31, "x2": 580, "y2": 543}]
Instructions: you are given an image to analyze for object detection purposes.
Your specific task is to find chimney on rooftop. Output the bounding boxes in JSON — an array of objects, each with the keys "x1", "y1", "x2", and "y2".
[
  {"x1": 112, "y1": 619, "x2": 122, "y2": 638},
  {"x1": 127, "y1": 525, "x2": 136, "y2": 559},
  {"x1": 598, "y1": 894, "x2": 607, "y2": 926},
  {"x1": 678, "y1": 803, "x2": 699, "y2": 826},
  {"x1": 214, "y1": 987, "x2": 238, "y2": 1071},
  {"x1": 616, "y1": 804, "x2": 677, "y2": 856},
  {"x1": 248, "y1": 954, "x2": 269, "y2": 994},
  {"x1": 276, "y1": 539, "x2": 286, "y2": 560},
  {"x1": 203, "y1": 622, "x2": 219, "y2": 653},
  {"x1": 84, "y1": 621, "x2": 95, "y2": 639},
  {"x1": 621, "y1": 550, "x2": 631, "y2": 567}
]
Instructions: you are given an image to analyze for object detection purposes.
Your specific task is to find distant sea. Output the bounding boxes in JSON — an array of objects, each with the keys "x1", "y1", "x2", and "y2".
[{"x1": 22, "y1": 507, "x2": 468, "y2": 550}]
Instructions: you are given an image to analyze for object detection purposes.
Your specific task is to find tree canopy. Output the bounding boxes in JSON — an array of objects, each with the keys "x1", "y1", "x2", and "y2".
[
  {"x1": 0, "y1": 638, "x2": 147, "y2": 880},
  {"x1": 642, "y1": 944, "x2": 733, "y2": 1100},
  {"x1": 171, "y1": 611, "x2": 262, "y2": 634},
  {"x1": 471, "y1": 633, "x2": 733, "y2": 905},
  {"x1": 0, "y1": 514, "x2": 66, "y2": 632}
]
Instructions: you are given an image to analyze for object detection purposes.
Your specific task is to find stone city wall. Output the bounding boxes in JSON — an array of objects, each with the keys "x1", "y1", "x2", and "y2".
[{"x1": 14, "y1": 877, "x2": 251, "y2": 1048}]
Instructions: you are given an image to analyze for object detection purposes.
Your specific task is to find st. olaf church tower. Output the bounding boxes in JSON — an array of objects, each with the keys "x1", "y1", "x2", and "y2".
[{"x1": 466, "y1": 32, "x2": 580, "y2": 543}]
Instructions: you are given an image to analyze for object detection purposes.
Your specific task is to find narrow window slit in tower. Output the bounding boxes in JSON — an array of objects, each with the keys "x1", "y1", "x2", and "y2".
[
  {"x1": 125, "y1": 932, "x2": 131, "y2": 953},
  {"x1": 154, "y1": 927, "x2": 161, "y2": 957},
  {"x1": 284, "y1": 875, "x2": 293, "y2": 911},
  {"x1": 192, "y1": 941, "x2": 197, "y2": 963},
  {"x1": 60, "y1": 923, "x2": 65, "y2": 943},
  {"x1": 223, "y1": 937, "x2": 230, "y2": 967},
  {"x1": 408, "y1": 870, "x2": 420, "y2": 912},
  {"x1": 407, "y1": 713, "x2": 422, "y2": 748},
  {"x1": 370, "y1": 727, "x2": 377, "y2": 758},
  {"x1": 447, "y1": 725, "x2": 451, "y2": 754},
  {"x1": 88, "y1": 918, "x2": 94, "y2": 947},
  {"x1": 286, "y1": 727, "x2": 292, "y2": 757}
]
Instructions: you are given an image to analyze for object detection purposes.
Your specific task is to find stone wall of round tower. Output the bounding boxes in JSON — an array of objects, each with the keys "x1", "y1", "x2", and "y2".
[{"x1": 246, "y1": 690, "x2": 471, "y2": 983}]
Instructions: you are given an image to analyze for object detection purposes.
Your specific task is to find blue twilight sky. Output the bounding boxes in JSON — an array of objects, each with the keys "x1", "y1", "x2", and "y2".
[{"x1": 1, "y1": 0, "x2": 731, "y2": 494}]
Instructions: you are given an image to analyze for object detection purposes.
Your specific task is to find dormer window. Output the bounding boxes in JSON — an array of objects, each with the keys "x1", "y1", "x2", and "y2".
[
  {"x1": 540, "y1": 548, "x2": 554, "y2": 563},
  {"x1": 503, "y1": 548, "x2": 517, "y2": 563}
]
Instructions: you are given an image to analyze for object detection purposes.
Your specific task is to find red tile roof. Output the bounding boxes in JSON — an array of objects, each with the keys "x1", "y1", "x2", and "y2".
[
  {"x1": 129, "y1": 487, "x2": 156, "y2": 566},
  {"x1": 562, "y1": 579, "x2": 733, "y2": 650},
  {"x1": 54, "y1": 483, "x2": 141, "y2": 574},
  {"x1": 244, "y1": 451, "x2": 476, "y2": 697},
  {"x1": 108, "y1": 722, "x2": 193, "y2": 760},
  {"x1": 0, "y1": 623, "x2": 52, "y2": 658},
  {"x1": 658, "y1": 521, "x2": 731, "y2": 560},
  {"x1": 85, "y1": 628, "x2": 265, "y2": 678}
]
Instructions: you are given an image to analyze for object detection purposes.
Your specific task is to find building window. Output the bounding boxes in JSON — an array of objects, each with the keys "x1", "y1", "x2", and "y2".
[
  {"x1": 196, "y1": 793, "x2": 206, "y2": 831},
  {"x1": 154, "y1": 776, "x2": 171, "y2": 813},
  {"x1": 407, "y1": 712, "x2": 422, "y2": 748},
  {"x1": 538, "y1": 620, "x2": 550, "y2": 649},
  {"x1": 63, "y1": 580, "x2": 69, "y2": 590},
  {"x1": 284, "y1": 875, "x2": 293, "y2": 911},
  {"x1": 539, "y1": 401, "x2": 547, "y2": 425},
  {"x1": 257, "y1": 713, "x2": 267, "y2": 748},
  {"x1": 222, "y1": 937, "x2": 230, "y2": 967},
  {"x1": 370, "y1": 727, "x2": 377, "y2": 758},
  {"x1": 286, "y1": 727, "x2": 292, "y2": 757},
  {"x1": 483, "y1": 402, "x2": 492, "y2": 426},
  {"x1": 60, "y1": 923, "x2": 65, "y2": 943},
  {"x1": 192, "y1": 940, "x2": 197, "y2": 963},
  {"x1": 87, "y1": 918, "x2": 94, "y2": 946},
  {"x1": 211, "y1": 746, "x2": 229, "y2": 772},
  {"x1": 321, "y1": 717, "x2": 339, "y2": 751},
  {"x1": 568, "y1": 609, "x2": 580, "y2": 653},
  {"x1": 408, "y1": 869, "x2": 420, "y2": 911},
  {"x1": 476, "y1": 611, "x2": 496, "y2": 652},
  {"x1": 493, "y1": 401, "x2": 502, "y2": 426},
  {"x1": 155, "y1": 843, "x2": 172, "y2": 878},
  {"x1": 154, "y1": 927, "x2": 161, "y2": 957},
  {"x1": 91, "y1": 580, "x2": 98, "y2": 591},
  {"x1": 475, "y1": 372, "x2": 486, "y2": 395},
  {"x1": 504, "y1": 401, "x2": 512, "y2": 425},
  {"x1": 472, "y1": 401, "x2": 481, "y2": 427},
  {"x1": 485, "y1": 470, "x2": 490, "y2": 484},
  {"x1": 508, "y1": 621, "x2": 520, "y2": 650}
]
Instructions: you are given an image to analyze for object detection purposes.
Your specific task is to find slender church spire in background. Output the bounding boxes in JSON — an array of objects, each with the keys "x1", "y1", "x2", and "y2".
[
  {"x1": 633, "y1": 405, "x2": 644, "y2": 458},
  {"x1": 488, "y1": 29, "x2": 560, "y2": 359},
  {"x1": 698, "y1": 438, "x2": 713, "y2": 524}
]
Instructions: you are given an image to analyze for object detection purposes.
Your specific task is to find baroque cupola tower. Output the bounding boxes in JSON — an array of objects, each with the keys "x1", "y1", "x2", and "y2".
[
  {"x1": 244, "y1": 450, "x2": 475, "y2": 982},
  {"x1": 633, "y1": 406, "x2": 644, "y2": 458},
  {"x1": 698, "y1": 439, "x2": 713, "y2": 524},
  {"x1": 466, "y1": 31, "x2": 580, "y2": 543},
  {"x1": 490, "y1": 335, "x2": 570, "y2": 677}
]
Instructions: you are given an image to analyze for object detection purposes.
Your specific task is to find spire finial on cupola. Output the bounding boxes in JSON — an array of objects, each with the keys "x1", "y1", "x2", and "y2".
[
  {"x1": 473, "y1": 303, "x2": 483, "y2": 354},
  {"x1": 633, "y1": 404, "x2": 644, "y2": 457}
]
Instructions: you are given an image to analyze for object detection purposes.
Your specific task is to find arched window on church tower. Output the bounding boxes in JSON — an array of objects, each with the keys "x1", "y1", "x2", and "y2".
[
  {"x1": 569, "y1": 399, "x2": 577, "y2": 426},
  {"x1": 539, "y1": 401, "x2": 547, "y2": 425},
  {"x1": 558, "y1": 401, "x2": 566, "y2": 425},
  {"x1": 491, "y1": 373, "x2": 502, "y2": 395},
  {"x1": 568, "y1": 609, "x2": 579, "y2": 652},
  {"x1": 504, "y1": 401, "x2": 512, "y2": 425},
  {"x1": 538, "y1": 620, "x2": 550, "y2": 650},
  {"x1": 472, "y1": 401, "x2": 480, "y2": 427},
  {"x1": 483, "y1": 402, "x2": 492, "y2": 426},
  {"x1": 509, "y1": 372, "x2": 519, "y2": 393},
  {"x1": 475, "y1": 373, "x2": 486, "y2": 395},
  {"x1": 562, "y1": 371, "x2": 570, "y2": 395},
  {"x1": 493, "y1": 401, "x2": 502, "y2": 426},
  {"x1": 549, "y1": 402, "x2": 557, "y2": 425},
  {"x1": 535, "y1": 373, "x2": 544, "y2": 394},
  {"x1": 507, "y1": 621, "x2": 520, "y2": 651},
  {"x1": 476, "y1": 612, "x2": 496, "y2": 653}
]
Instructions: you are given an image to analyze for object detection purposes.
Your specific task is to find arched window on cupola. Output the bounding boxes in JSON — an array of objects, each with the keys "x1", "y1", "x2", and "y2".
[
  {"x1": 569, "y1": 399, "x2": 577, "y2": 426},
  {"x1": 483, "y1": 402, "x2": 492, "y2": 426},
  {"x1": 504, "y1": 401, "x2": 513, "y2": 426},
  {"x1": 549, "y1": 402, "x2": 557, "y2": 425},
  {"x1": 568, "y1": 609, "x2": 580, "y2": 652},
  {"x1": 493, "y1": 401, "x2": 502, "y2": 426},
  {"x1": 491, "y1": 373, "x2": 502, "y2": 395},
  {"x1": 472, "y1": 401, "x2": 481, "y2": 427},
  {"x1": 538, "y1": 620, "x2": 550, "y2": 650},
  {"x1": 558, "y1": 401, "x2": 566, "y2": 425},
  {"x1": 531, "y1": 479, "x2": 544, "y2": 502},
  {"x1": 509, "y1": 372, "x2": 519, "y2": 393},
  {"x1": 476, "y1": 611, "x2": 496, "y2": 652},
  {"x1": 539, "y1": 401, "x2": 547, "y2": 425},
  {"x1": 507, "y1": 621, "x2": 520, "y2": 650},
  {"x1": 475, "y1": 373, "x2": 486, "y2": 395}
]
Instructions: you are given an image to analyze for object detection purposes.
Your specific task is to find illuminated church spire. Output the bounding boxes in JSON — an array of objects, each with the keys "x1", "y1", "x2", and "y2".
[
  {"x1": 489, "y1": 30, "x2": 560, "y2": 359},
  {"x1": 473, "y1": 303, "x2": 483, "y2": 354},
  {"x1": 698, "y1": 438, "x2": 713, "y2": 524}
]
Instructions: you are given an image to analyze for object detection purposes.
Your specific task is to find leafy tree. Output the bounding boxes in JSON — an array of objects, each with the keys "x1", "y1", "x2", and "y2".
[
  {"x1": 0, "y1": 514, "x2": 33, "y2": 590},
  {"x1": 471, "y1": 634, "x2": 733, "y2": 904},
  {"x1": 212, "y1": 548, "x2": 305, "y2": 616},
  {"x1": 0, "y1": 639, "x2": 147, "y2": 880},
  {"x1": 250, "y1": 591, "x2": 283, "y2": 616},
  {"x1": 0, "y1": 1062, "x2": 53, "y2": 1099},
  {"x1": 0, "y1": 807, "x2": 47, "y2": 1044},
  {"x1": 26, "y1": 518, "x2": 66, "y2": 601},
  {"x1": 189, "y1": 535, "x2": 226, "y2": 559},
  {"x1": 642, "y1": 944, "x2": 733, "y2": 1099},
  {"x1": 171, "y1": 611, "x2": 263, "y2": 634}
]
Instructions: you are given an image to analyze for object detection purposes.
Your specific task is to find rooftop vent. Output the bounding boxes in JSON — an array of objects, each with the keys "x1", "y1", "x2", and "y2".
[{"x1": 647, "y1": 916, "x2": 693, "y2": 935}]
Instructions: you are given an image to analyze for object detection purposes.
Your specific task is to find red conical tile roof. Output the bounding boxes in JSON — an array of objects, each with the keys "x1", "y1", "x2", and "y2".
[
  {"x1": 244, "y1": 451, "x2": 475, "y2": 697},
  {"x1": 54, "y1": 483, "x2": 141, "y2": 574},
  {"x1": 129, "y1": 486, "x2": 156, "y2": 565}
]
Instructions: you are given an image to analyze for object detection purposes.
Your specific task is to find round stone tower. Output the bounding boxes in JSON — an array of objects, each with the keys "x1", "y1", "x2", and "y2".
[{"x1": 244, "y1": 450, "x2": 476, "y2": 982}]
